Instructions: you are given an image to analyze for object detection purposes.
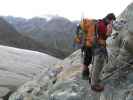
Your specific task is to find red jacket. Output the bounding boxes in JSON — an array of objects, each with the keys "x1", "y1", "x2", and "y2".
[{"x1": 97, "y1": 20, "x2": 108, "y2": 40}]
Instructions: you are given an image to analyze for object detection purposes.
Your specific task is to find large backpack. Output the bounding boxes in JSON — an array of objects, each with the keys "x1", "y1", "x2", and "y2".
[
  {"x1": 74, "y1": 18, "x2": 98, "y2": 48},
  {"x1": 74, "y1": 18, "x2": 110, "y2": 49}
]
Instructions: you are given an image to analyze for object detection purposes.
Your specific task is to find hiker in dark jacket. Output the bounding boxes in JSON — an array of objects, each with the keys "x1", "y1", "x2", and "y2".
[{"x1": 90, "y1": 13, "x2": 116, "y2": 92}]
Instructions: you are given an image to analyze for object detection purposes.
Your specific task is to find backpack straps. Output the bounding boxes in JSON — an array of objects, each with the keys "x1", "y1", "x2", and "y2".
[
  {"x1": 94, "y1": 21, "x2": 98, "y2": 39},
  {"x1": 91, "y1": 20, "x2": 99, "y2": 49}
]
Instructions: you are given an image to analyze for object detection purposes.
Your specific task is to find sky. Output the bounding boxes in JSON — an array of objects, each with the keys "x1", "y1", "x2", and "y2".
[{"x1": 0, "y1": 0, "x2": 132, "y2": 20}]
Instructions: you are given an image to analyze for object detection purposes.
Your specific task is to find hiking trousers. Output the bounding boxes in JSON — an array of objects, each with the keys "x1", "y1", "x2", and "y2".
[
  {"x1": 82, "y1": 46, "x2": 93, "y2": 67},
  {"x1": 91, "y1": 46, "x2": 107, "y2": 86}
]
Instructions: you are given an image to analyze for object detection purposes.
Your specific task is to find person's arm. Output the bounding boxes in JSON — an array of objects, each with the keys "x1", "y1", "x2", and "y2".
[{"x1": 106, "y1": 22, "x2": 113, "y2": 37}]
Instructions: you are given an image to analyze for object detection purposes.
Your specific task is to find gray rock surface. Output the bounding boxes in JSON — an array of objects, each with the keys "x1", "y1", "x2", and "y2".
[
  {"x1": 9, "y1": 2, "x2": 133, "y2": 100},
  {"x1": 0, "y1": 45, "x2": 60, "y2": 99}
]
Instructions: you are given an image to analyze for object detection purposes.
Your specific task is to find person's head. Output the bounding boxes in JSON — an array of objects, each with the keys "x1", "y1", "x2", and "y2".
[{"x1": 103, "y1": 13, "x2": 116, "y2": 25}]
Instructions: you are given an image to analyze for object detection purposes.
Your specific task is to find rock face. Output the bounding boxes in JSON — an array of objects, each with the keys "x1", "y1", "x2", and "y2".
[
  {"x1": 9, "y1": 2, "x2": 133, "y2": 100},
  {"x1": 0, "y1": 45, "x2": 60, "y2": 99}
]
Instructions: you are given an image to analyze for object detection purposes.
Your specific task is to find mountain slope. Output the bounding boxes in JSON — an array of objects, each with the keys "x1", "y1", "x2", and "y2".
[
  {"x1": 4, "y1": 16, "x2": 77, "y2": 56},
  {"x1": 0, "y1": 17, "x2": 67, "y2": 58},
  {"x1": 9, "y1": 2, "x2": 133, "y2": 100},
  {"x1": 0, "y1": 45, "x2": 61, "y2": 99}
]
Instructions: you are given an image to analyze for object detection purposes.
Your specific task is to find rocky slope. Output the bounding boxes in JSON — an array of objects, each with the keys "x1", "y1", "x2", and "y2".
[
  {"x1": 9, "y1": 2, "x2": 133, "y2": 100},
  {"x1": 0, "y1": 45, "x2": 60, "y2": 100}
]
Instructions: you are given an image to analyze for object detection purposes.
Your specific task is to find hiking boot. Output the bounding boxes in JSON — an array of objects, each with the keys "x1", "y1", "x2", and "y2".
[
  {"x1": 91, "y1": 84, "x2": 104, "y2": 92},
  {"x1": 82, "y1": 68, "x2": 90, "y2": 80}
]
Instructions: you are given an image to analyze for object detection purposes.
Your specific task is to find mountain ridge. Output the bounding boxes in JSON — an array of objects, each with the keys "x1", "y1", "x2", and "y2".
[
  {"x1": 3, "y1": 15, "x2": 78, "y2": 57},
  {"x1": 0, "y1": 17, "x2": 68, "y2": 58}
]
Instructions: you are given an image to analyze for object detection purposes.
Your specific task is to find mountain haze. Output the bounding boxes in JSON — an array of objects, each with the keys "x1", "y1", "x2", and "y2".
[
  {"x1": 4, "y1": 16, "x2": 77, "y2": 56},
  {"x1": 0, "y1": 17, "x2": 67, "y2": 58}
]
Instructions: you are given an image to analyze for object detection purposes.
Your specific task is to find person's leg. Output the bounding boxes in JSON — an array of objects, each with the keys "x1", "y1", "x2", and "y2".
[
  {"x1": 82, "y1": 57, "x2": 89, "y2": 80},
  {"x1": 82, "y1": 47, "x2": 92, "y2": 80},
  {"x1": 91, "y1": 54, "x2": 105, "y2": 92}
]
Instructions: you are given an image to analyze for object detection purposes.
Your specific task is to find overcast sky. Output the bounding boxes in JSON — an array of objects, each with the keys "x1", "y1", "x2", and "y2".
[{"x1": 0, "y1": 0, "x2": 132, "y2": 20}]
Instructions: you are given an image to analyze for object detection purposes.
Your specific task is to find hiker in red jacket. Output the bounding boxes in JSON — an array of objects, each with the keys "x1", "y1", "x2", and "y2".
[
  {"x1": 74, "y1": 13, "x2": 116, "y2": 92},
  {"x1": 90, "y1": 13, "x2": 116, "y2": 92}
]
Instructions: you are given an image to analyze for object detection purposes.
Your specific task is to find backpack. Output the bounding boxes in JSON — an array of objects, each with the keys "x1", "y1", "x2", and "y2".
[
  {"x1": 74, "y1": 18, "x2": 110, "y2": 49},
  {"x1": 74, "y1": 18, "x2": 98, "y2": 48}
]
